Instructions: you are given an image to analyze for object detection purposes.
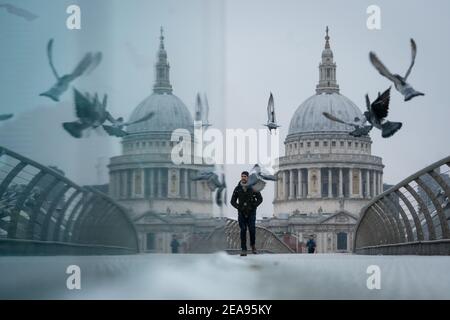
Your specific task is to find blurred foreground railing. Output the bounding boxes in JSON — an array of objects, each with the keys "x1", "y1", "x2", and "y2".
[
  {"x1": 354, "y1": 156, "x2": 450, "y2": 255},
  {"x1": 0, "y1": 146, "x2": 139, "y2": 255}
]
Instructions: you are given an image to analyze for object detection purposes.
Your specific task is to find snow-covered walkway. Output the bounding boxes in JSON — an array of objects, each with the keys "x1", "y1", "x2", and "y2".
[{"x1": 1, "y1": 252, "x2": 449, "y2": 299}]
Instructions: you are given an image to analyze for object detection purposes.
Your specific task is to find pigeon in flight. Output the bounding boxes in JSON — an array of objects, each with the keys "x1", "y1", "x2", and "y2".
[
  {"x1": 63, "y1": 88, "x2": 154, "y2": 138},
  {"x1": 243, "y1": 164, "x2": 278, "y2": 192},
  {"x1": 0, "y1": 3, "x2": 38, "y2": 21},
  {"x1": 194, "y1": 93, "x2": 211, "y2": 129},
  {"x1": 192, "y1": 169, "x2": 227, "y2": 207},
  {"x1": 322, "y1": 112, "x2": 373, "y2": 137},
  {"x1": 0, "y1": 114, "x2": 13, "y2": 122},
  {"x1": 363, "y1": 87, "x2": 402, "y2": 138},
  {"x1": 40, "y1": 39, "x2": 102, "y2": 102},
  {"x1": 263, "y1": 92, "x2": 280, "y2": 133},
  {"x1": 369, "y1": 39, "x2": 424, "y2": 101}
]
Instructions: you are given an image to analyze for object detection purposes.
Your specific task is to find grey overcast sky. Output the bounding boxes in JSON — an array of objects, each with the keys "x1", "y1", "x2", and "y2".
[{"x1": 0, "y1": 0, "x2": 449, "y2": 217}]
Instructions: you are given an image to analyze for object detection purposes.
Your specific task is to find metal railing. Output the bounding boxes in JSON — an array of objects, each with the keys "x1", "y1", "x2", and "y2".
[
  {"x1": 0, "y1": 146, "x2": 139, "y2": 255},
  {"x1": 354, "y1": 156, "x2": 450, "y2": 255},
  {"x1": 192, "y1": 218, "x2": 295, "y2": 253}
]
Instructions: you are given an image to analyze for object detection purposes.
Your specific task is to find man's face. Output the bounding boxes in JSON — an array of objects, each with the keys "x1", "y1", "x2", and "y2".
[{"x1": 241, "y1": 174, "x2": 248, "y2": 183}]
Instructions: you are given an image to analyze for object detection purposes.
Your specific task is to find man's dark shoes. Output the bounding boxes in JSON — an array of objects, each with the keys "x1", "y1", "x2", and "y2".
[
  {"x1": 251, "y1": 245, "x2": 257, "y2": 254},
  {"x1": 240, "y1": 250, "x2": 247, "y2": 256}
]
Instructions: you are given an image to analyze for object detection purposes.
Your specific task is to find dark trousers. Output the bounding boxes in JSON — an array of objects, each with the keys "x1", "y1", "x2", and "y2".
[{"x1": 238, "y1": 211, "x2": 256, "y2": 251}]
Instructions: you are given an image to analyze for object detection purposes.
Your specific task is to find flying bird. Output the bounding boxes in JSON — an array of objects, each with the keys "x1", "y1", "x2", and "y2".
[
  {"x1": 243, "y1": 164, "x2": 278, "y2": 192},
  {"x1": 63, "y1": 88, "x2": 154, "y2": 138},
  {"x1": 263, "y1": 92, "x2": 280, "y2": 133},
  {"x1": 369, "y1": 38, "x2": 424, "y2": 101},
  {"x1": 40, "y1": 39, "x2": 102, "y2": 102},
  {"x1": 0, "y1": 114, "x2": 13, "y2": 121},
  {"x1": 322, "y1": 112, "x2": 373, "y2": 137},
  {"x1": 0, "y1": 3, "x2": 38, "y2": 21},
  {"x1": 363, "y1": 87, "x2": 402, "y2": 138},
  {"x1": 194, "y1": 93, "x2": 211, "y2": 129},
  {"x1": 191, "y1": 169, "x2": 227, "y2": 207}
]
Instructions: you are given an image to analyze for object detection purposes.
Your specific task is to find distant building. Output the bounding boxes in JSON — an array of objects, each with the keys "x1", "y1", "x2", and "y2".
[
  {"x1": 260, "y1": 28, "x2": 384, "y2": 253},
  {"x1": 108, "y1": 28, "x2": 219, "y2": 253}
]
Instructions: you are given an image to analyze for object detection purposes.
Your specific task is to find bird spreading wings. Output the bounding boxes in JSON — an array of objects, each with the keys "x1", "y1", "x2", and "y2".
[
  {"x1": 191, "y1": 170, "x2": 227, "y2": 207},
  {"x1": 47, "y1": 39, "x2": 102, "y2": 82},
  {"x1": 102, "y1": 112, "x2": 155, "y2": 137},
  {"x1": 245, "y1": 164, "x2": 278, "y2": 192},
  {"x1": 41, "y1": 39, "x2": 102, "y2": 102},
  {"x1": 369, "y1": 39, "x2": 423, "y2": 101},
  {"x1": 267, "y1": 92, "x2": 276, "y2": 123},
  {"x1": 366, "y1": 86, "x2": 391, "y2": 121}
]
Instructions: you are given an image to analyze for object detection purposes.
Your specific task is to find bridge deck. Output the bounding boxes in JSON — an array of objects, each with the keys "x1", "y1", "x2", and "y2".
[{"x1": 1, "y1": 253, "x2": 450, "y2": 299}]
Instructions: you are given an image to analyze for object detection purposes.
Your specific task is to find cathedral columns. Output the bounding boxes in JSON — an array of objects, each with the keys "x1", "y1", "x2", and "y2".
[
  {"x1": 366, "y1": 170, "x2": 370, "y2": 198},
  {"x1": 157, "y1": 169, "x2": 162, "y2": 198},
  {"x1": 297, "y1": 169, "x2": 302, "y2": 199},
  {"x1": 328, "y1": 168, "x2": 332, "y2": 198},
  {"x1": 338, "y1": 168, "x2": 343, "y2": 197},
  {"x1": 358, "y1": 169, "x2": 363, "y2": 198},
  {"x1": 289, "y1": 170, "x2": 295, "y2": 199},
  {"x1": 348, "y1": 168, "x2": 353, "y2": 197},
  {"x1": 284, "y1": 170, "x2": 289, "y2": 200},
  {"x1": 372, "y1": 170, "x2": 377, "y2": 197}
]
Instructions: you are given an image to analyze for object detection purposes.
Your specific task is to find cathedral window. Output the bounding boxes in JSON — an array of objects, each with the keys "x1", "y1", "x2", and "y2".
[
  {"x1": 348, "y1": 141, "x2": 352, "y2": 147},
  {"x1": 307, "y1": 142, "x2": 311, "y2": 147},
  {"x1": 315, "y1": 141, "x2": 319, "y2": 147},
  {"x1": 323, "y1": 141, "x2": 328, "y2": 147},
  {"x1": 300, "y1": 142, "x2": 303, "y2": 148},
  {"x1": 355, "y1": 142, "x2": 358, "y2": 148},
  {"x1": 340, "y1": 141, "x2": 344, "y2": 147},
  {"x1": 332, "y1": 141, "x2": 336, "y2": 147}
]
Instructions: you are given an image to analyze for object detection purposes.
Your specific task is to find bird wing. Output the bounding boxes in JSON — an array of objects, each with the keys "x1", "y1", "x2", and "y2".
[
  {"x1": 369, "y1": 52, "x2": 402, "y2": 86},
  {"x1": 46, "y1": 39, "x2": 59, "y2": 79},
  {"x1": 0, "y1": 114, "x2": 13, "y2": 121},
  {"x1": 371, "y1": 87, "x2": 391, "y2": 120},
  {"x1": 206, "y1": 175, "x2": 219, "y2": 191},
  {"x1": 322, "y1": 112, "x2": 358, "y2": 128},
  {"x1": 191, "y1": 171, "x2": 212, "y2": 181},
  {"x1": 404, "y1": 38, "x2": 417, "y2": 80},
  {"x1": 102, "y1": 125, "x2": 128, "y2": 137},
  {"x1": 74, "y1": 89, "x2": 96, "y2": 121},
  {"x1": 1, "y1": 4, "x2": 38, "y2": 21},
  {"x1": 69, "y1": 52, "x2": 94, "y2": 80},
  {"x1": 84, "y1": 52, "x2": 102, "y2": 75},
  {"x1": 259, "y1": 173, "x2": 278, "y2": 181},
  {"x1": 123, "y1": 112, "x2": 155, "y2": 126},
  {"x1": 251, "y1": 179, "x2": 266, "y2": 192},
  {"x1": 267, "y1": 92, "x2": 275, "y2": 122}
]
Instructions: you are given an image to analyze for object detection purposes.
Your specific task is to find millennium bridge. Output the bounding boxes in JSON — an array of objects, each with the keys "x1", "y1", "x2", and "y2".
[{"x1": 0, "y1": 146, "x2": 449, "y2": 299}]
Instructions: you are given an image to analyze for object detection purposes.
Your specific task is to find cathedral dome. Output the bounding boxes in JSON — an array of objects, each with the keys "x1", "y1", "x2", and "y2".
[
  {"x1": 288, "y1": 26, "x2": 363, "y2": 136},
  {"x1": 126, "y1": 27, "x2": 193, "y2": 134},
  {"x1": 127, "y1": 93, "x2": 193, "y2": 133},
  {"x1": 288, "y1": 92, "x2": 363, "y2": 135}
]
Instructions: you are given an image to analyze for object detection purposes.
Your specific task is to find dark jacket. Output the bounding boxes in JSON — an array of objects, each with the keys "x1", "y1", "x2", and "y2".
[
  {"x1": 306, "y1": 239, "x2": 316, "y2": 250},
  {"x1": 230, "y1": 182, "x2": 263, "y2": 215}
]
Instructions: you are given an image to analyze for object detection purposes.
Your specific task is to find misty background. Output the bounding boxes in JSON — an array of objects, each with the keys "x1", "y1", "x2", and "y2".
[{"x1": 0, "y1": 0, "x2": 449, "y2": 218}]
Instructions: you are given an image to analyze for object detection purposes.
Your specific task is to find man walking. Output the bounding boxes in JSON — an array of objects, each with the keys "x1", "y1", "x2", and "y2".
[{"x1": 230, "y1": 171, "x2": 263, "y2": 256}]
